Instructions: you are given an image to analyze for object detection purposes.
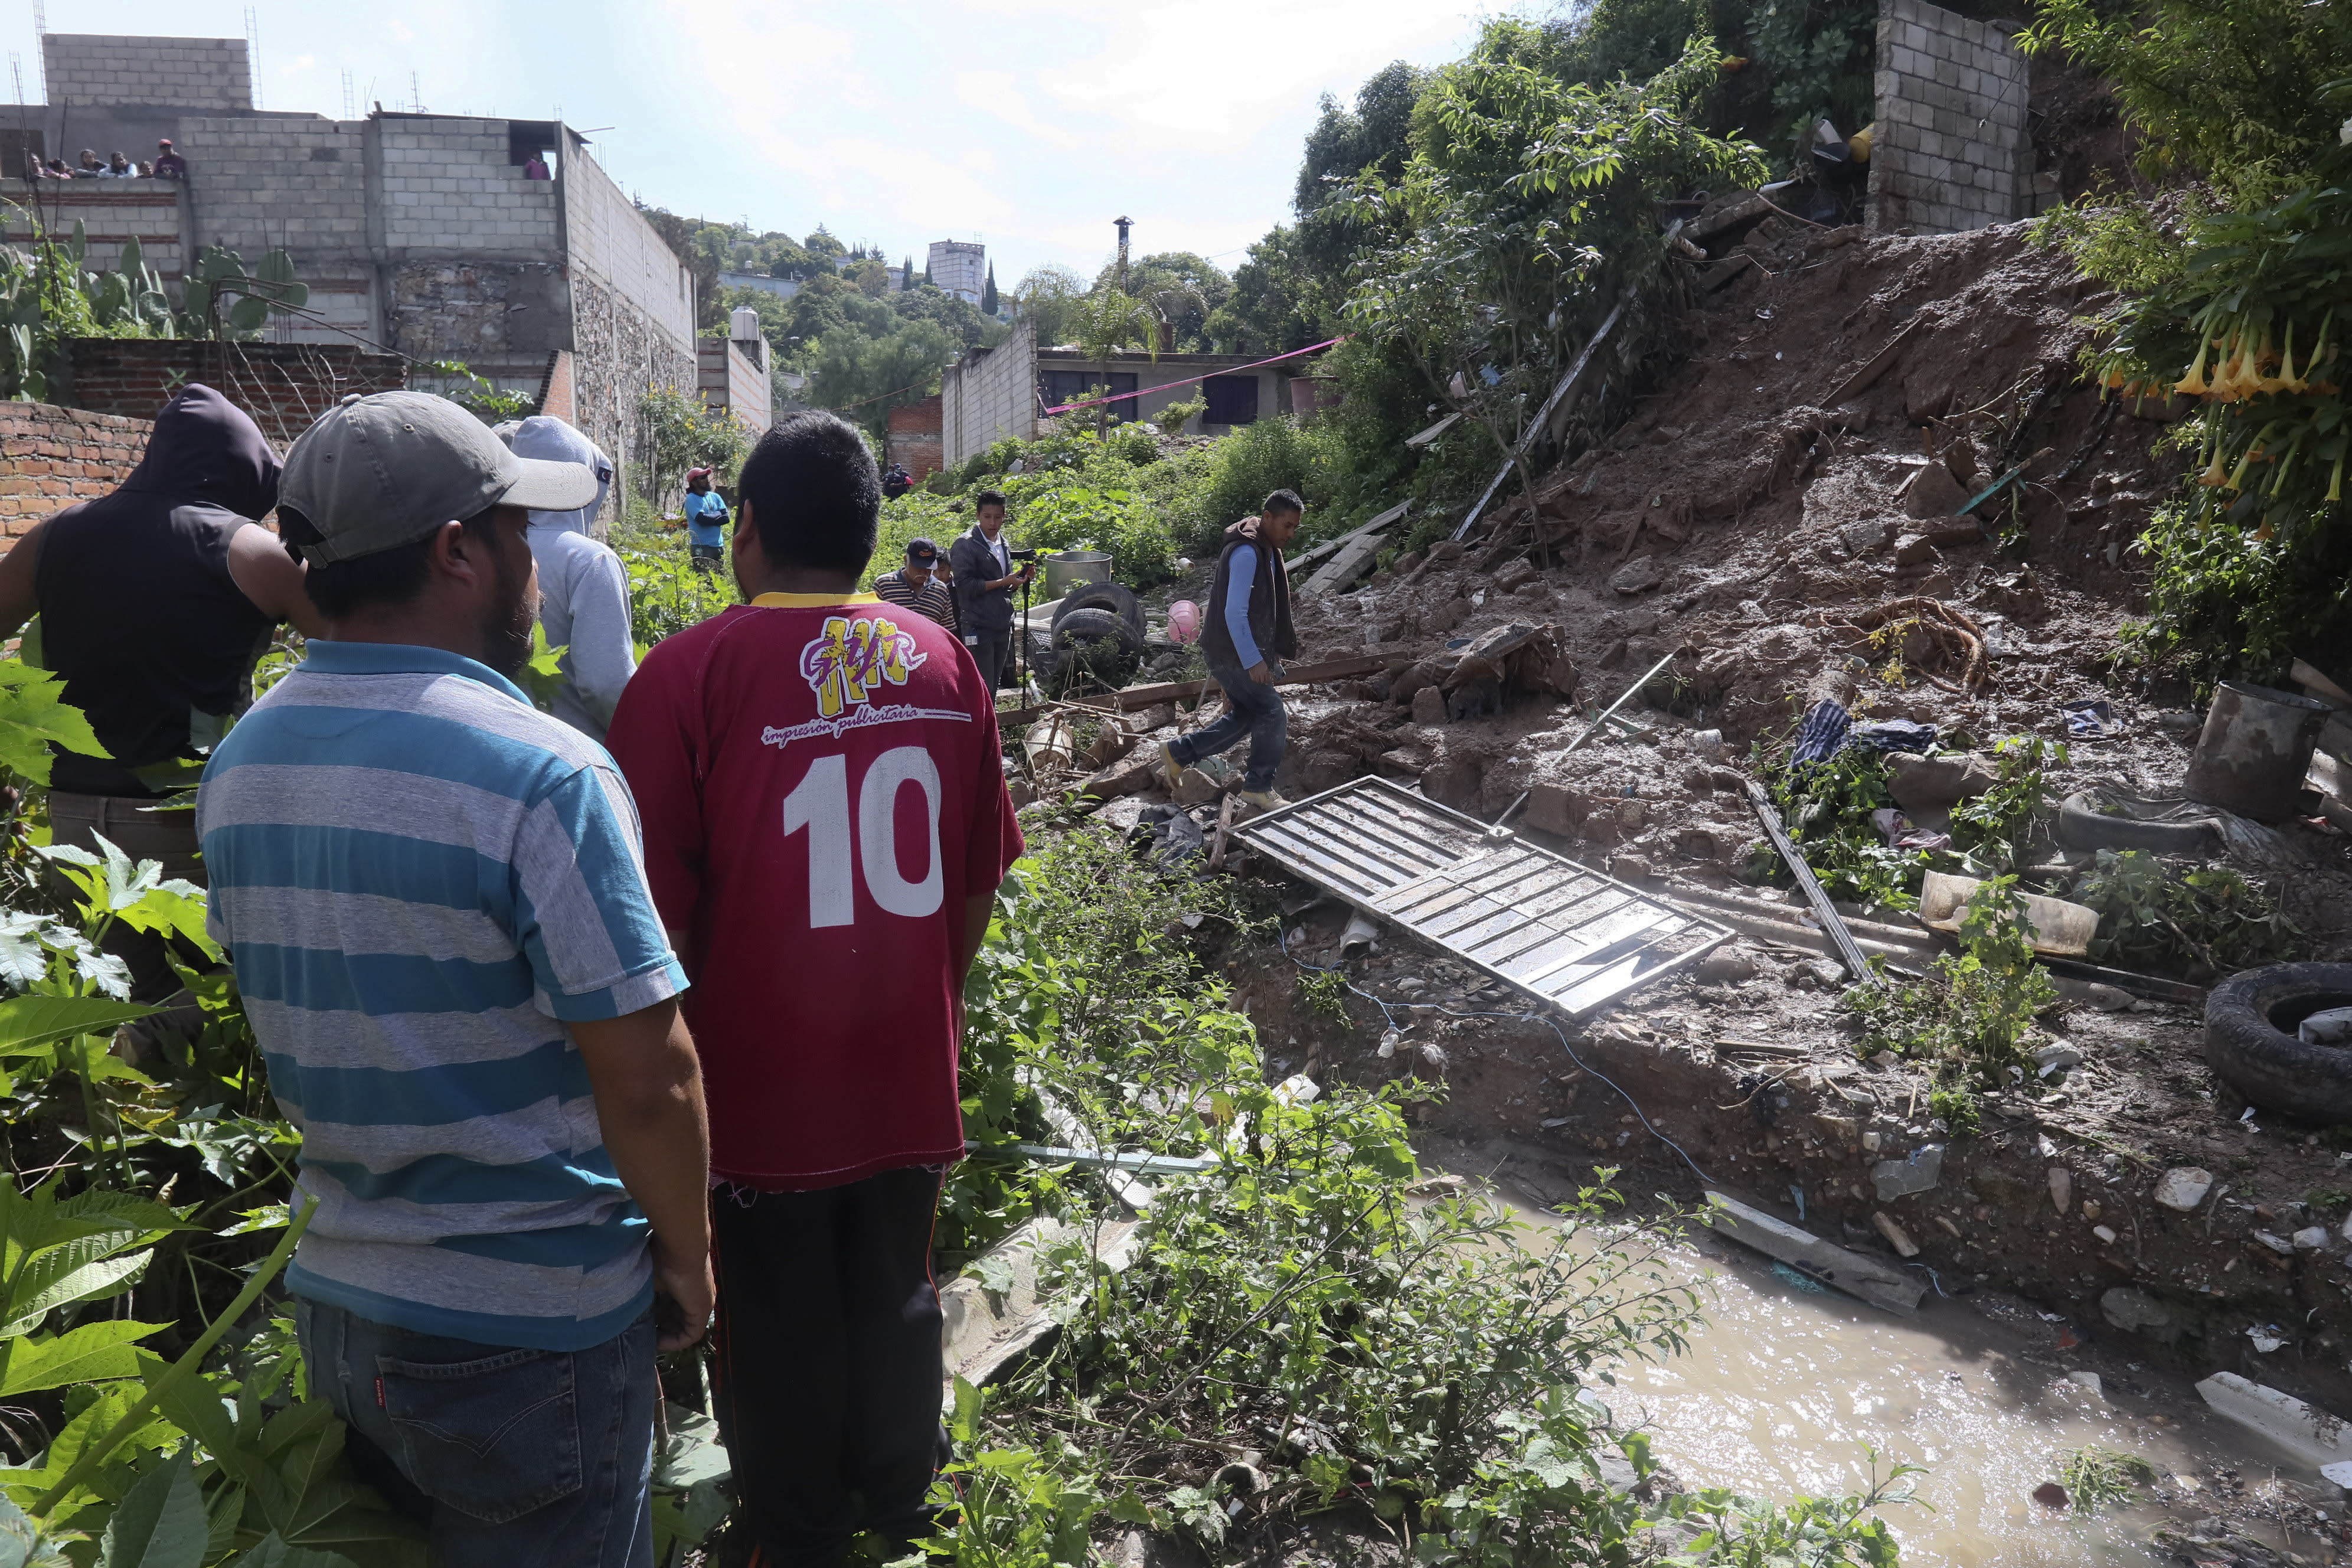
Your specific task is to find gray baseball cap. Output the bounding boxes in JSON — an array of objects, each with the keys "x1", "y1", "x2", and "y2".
[{"x1": 279, "y1": 391, "x2": 600, "y2": 565}]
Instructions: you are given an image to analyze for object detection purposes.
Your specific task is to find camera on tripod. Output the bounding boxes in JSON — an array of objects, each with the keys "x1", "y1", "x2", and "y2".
[{"x1": 1005, "y1": 547, "x2": 1038, "y2": 561}]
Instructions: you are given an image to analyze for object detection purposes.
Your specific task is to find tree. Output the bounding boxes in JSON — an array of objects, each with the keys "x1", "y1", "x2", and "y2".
[
  {"x1": 1090, "y1": 252, "x2": 1231, "y2": 349},
  {"x1": 1205, "y1": 227, "x2": 1325, "y2": 354},
  {"x1": 923, "y1": 255, "x2": 935, "y2": 288},
  {"x1": 1013, "y1": 264, "x2": 1089, "y2": 345},
  {"x1": 806, "y1": 318, "x2": 960, "y2": 434},
  {"x1": 901, "y1": 256, "x2": 915, "y2": 290},
  {"x1": 636, "y1": 386, "x2": 750, "y2": 505},
  {"x1": 982, "y1": 262, "x2": 999, "y2": 315},
  {"x1": 1069, "y1": 288, "x2": 1161, "y2": 435},
  {"x1": 1295, "y1": 61, "x2": 1427, "y2": 215},
  {"x1": 805, "y1": 227, "x2": 847, "y2": 264}
]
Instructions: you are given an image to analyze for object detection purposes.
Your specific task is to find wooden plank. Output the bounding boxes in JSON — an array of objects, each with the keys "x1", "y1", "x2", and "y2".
[
  {"x1": 1821, "y1": 316, "x2": 1923, "y2": 407},
  {"x1": 1404, "y1": 412, "x2": 1462, "y2": 449},
  {"x1": 1453, "y1": 297, "x2": 1631, "y2": 543},
  {"x1": 1301, "y1": 527, "x2": 1391, "y2": 597},
  {"x1": 997, "y1": 652, "x2": 1414, "y2": 728},
  {"x1": 1284, "y1": 501, "x2": 1411, "y2": 571}
]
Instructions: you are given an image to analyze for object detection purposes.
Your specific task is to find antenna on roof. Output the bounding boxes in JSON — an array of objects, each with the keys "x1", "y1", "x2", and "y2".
[
  {"x1": 341, "y1": 70, "x2": 355, "y2": 122},
  {"x1": 244, "y1": 8, "x2": 263, "y2": 110},
  {"x1": 9, "y1": 55, "x2": 22, "y2": 112}
]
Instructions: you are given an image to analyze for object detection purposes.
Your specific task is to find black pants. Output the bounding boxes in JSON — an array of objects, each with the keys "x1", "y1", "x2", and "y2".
[
  {"x1": 710, "y1": 1167, "x2": 947, "y2": 1568},
  {"x1": 965, "y1": 628, "x2": 1010, "y2": 691}
]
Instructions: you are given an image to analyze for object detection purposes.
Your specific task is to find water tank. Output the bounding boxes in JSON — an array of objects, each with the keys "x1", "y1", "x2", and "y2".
[{"x1": 730, "y1": 306, "x2": 759, "y2": 342}]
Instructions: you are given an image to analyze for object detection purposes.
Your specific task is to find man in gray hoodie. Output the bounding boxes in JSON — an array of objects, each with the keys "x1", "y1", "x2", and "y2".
[{"x1": 507, "y1": 416, "x2": 636, "y2": 742}]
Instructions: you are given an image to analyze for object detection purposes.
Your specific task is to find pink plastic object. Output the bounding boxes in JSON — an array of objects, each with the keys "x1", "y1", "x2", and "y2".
[{"x1": 1168, "y1": 600, "x2": 1201, "y2": 643}]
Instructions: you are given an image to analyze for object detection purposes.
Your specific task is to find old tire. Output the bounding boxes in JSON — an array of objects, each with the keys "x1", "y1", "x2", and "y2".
[
  {"x1": 2056, "y1": 791, "x2": 2223, "y2": 856},
  {"x1": 1053, "y1": 582, "x2": 1144, "y2": 641},
  {"x1": 2204, "y1": 963, "x2": 2352, "y2": 1121},
  {"x1": 1052, "y1": 607, "x2": 1143, "y2": 654}
]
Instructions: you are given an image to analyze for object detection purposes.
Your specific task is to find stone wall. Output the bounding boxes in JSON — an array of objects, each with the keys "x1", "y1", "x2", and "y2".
[
  {"x1": 44, "y1": 34, "x2": 251, "y2": 110},
  {"x1": 1870, "y1": 0, "x2": 2029, "y2": 234},
  {"x1": 571, "y1": 273, "x2": 698, "y2": 509},
  {"x1": 943, "y1": 316, "x2": 1035, "y2": 466},
  {"x1": 0, "y1": 403, "x2": 151, "y2": 543},
  {"x1": 58, "y1": 339, "x2": 406, "y2": 446}
]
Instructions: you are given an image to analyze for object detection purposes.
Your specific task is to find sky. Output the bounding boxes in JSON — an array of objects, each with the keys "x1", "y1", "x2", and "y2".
[{"x1": 10, "y1": 0, "x2": 1511, "y2": 285}]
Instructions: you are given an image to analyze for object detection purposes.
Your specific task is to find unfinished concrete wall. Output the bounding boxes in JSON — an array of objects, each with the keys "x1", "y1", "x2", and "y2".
[
  {"x1": 1870, "y1": 0, "x2": 2029, "y2": 234},
  {"x1": 44, "y1": 34, "x2": 251, "y2": 110},
  {"x1": 0, "y1": 403, "x2": 149, "y2": 543},
  {"x1": 60, "y1": 339, "x2": 406, "y2": 445},
  {"x1": 169, "y1": 116, "x2": 374, "y2": 348},
  {"x1": 697, "y1": 336, "x2": 773, "y2": 436},
  {"x1": 561, "y1": 140, "x2": 698, "y2": 504},
  {"x1": 943, "y1": 317, "x2": 1035, "y2": 466},
  {"x1": 0, "y1": 178, "x2": 184, "y2": 280},
  {"x1": 377, "y1": 116, "x2": 561, "y2": 254}
]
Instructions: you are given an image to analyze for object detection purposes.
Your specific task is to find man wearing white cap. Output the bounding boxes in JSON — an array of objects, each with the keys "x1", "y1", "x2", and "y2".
[
  {"x1": 507, "y1": 415, "x2": 635, "y2": 742},
  {"x1": 195, "y1": 391, "x2": 711, "y2": 1566}
]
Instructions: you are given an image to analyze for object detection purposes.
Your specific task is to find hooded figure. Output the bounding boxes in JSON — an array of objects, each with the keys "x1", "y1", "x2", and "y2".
[
  {"x1": 0, "y1": 383, "x2": 321, "y2": 995},
  {"x1": 508, "y1": 415, "x2": 635, "y2": 741}
]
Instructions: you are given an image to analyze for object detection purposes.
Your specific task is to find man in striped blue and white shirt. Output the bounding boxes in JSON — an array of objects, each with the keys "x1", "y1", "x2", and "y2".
[{"x1": 197, "y1": 392, "x2": 711, "y2": 1567}]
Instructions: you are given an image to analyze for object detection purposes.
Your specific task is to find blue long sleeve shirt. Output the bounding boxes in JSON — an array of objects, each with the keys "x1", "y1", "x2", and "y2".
[{"x1": 1224, "y1": 543, "x2": 1262, "y2": 668}]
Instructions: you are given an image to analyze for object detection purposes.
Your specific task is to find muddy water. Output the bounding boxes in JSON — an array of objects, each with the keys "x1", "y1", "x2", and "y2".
[{"x1": 1497, "y1": 1193, "x2": 2339, "y2": 1566}]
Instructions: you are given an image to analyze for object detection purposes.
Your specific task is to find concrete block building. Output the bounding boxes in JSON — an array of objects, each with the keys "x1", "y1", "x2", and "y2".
[
  {"x1": 698, "y1": 310, "x2": 775, "y2": 436},
  {"x1": 927, "y1": 240, "x2": 985, "y2": 305},
  {"x1": 1868, "y1": 0, "x2": 2031, "y2": 234},
  {"x1": 2, "y1": 31, "x2": 708, "y2": 499}
]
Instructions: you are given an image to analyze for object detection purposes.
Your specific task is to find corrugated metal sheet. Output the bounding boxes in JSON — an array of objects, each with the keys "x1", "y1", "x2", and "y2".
[{"x1": 1235, "y1": 776, "x2": 1729, "y2": 1019}]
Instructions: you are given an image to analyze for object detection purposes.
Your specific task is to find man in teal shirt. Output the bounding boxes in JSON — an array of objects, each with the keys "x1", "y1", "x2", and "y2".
[{"x1": 683, "y1": 468, "x2": 729, "y2": 573}]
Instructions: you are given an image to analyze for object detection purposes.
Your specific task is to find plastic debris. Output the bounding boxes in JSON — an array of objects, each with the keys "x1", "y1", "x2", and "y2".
[
  {"x1": 1770, "y1": 1261, "x2": 1829, "y2": 1294},
  {"x1": 2303, "y1": 1006, "x2": 2352, "y2": 1046},
  {"x1": 2061, "y1": 698, "x2": 2113, "y2": 737},
  {"x1": 1871, "y1": 1143, "x2": 1944, "y2": 1203}
]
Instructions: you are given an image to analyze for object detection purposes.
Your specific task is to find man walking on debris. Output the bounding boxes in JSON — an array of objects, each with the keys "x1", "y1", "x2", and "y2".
[
  {"x1": 948, "y1": 488, "x2": 1031, "y2": 691},
  {"x1": 607, "y1": 411, "x2": 1024, "y2": 1568},
  {"x1": 1158, "y1": 488, "x2": 1304, "y2": 812},
  {"x1": 507, "y1": 415, "x2": 636, "y2": 742},
  {"x1": 196, "y1": 392, "x2": 712, "y2": 1564},
  {"x1": 0, "y1": 384, "x2": 324, "y2": 1005}
]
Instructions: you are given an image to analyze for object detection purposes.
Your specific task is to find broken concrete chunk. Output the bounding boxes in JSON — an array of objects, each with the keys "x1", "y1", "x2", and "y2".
[
  {"x1": 1693, "y1": 949, "x2": 1758, "y2": 986},
  {"x1": 1608, "y1": 555, "x2": 1663, "y2": 595},
  {"x1": 2296, "y1": 1226, "x2": 2332, "y2": 1252},
  {"x1": 1493, "y1": 558, "x2": 1540, "y2": 594},
  {"x1": 1521, "y1": 782, "x2": 1587, "y2": 837},
  {"x1": 1076, "y1": 751, "x2": 1160, "y2": 802},
  {"x1": 1871, "y1": 1142, "x2": 1943, "y2": 1203},
  {"x1": 1174, "y1": 767, "x2": 1225, "y2": 806},
  {"x1": 1410, "y1": 685, "x2": 1446, "y2": 725},
  {"x1": 1840, "y1": 518, "x2": 1892, "y2": 557},
  {"x1": 1885, "y1": 752, "x2": 2001, "y2": 811},
  {"x1": 2082, "y1": 983, "x2": 2134, "y2": 1012},
  {"x1": 2034, "y1": 1043, "x2": 2083, "y2": 1075},
  {"x1": 2049, "y1": 1167, "x2": 2072, "y2": 1214},
  {"x1": 2197, "y1": 1373, "x2": 2352, "y2": 1465},
  {"x1": 1903, "y1": 459, "x2": 1969, "y2": 519},
  {"x1": 2093, "y1": 1224, "x2": 2119, "y2": 1244},
  {"x1": 2153, "y1": 1167, "x2": 2214, "y2": 1213},
  {"x1": 2101, "y1": 1287, "x2": 2179, "y2": 1341},
  {"x1": 1426, "y1": 596, "x2": 1472, "y2": 635},
  {"x1": 1891, "y1": 533, "x2": 1940, "y2": 568},
  {"x1": 2253, "y1": 1230, "x2": 2297, "y2": 1256},
  {"x1": 1872, "y1": 1211, "x2": 1920, "y2": 1257}
]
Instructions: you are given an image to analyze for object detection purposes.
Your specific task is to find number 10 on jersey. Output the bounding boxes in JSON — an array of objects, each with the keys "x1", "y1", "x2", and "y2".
[{"x1": 779, "y1": 746, "x2": 946, "y2": 926}]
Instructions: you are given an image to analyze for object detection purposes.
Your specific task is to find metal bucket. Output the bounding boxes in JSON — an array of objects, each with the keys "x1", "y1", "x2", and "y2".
[
  {"x1": 2184, "y1": 681, "x2": 2333, "y2": 821},
  {"x1": 1043, "y1": 550, "x2": 1112, "y2": 600}
]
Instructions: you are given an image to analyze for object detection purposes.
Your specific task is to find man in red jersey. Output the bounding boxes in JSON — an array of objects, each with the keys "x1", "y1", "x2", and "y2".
[{"x1": 606, "y1": 410, "x2": 1023, "y2": 1568}]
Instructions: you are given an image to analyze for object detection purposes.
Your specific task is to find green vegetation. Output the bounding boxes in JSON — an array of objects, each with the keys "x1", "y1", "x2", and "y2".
[
  {"x1": 2025, "y1": 0, "x2": 2352, "y2": 687},
  {"x1": 910, "y1": 828, "x2": 1916, "y2": 1565},
  {"x1": 1847, "y1": 884, "x2": 2060, "y2": 1132},
  {"x1": 2054, "y1": 1446, "x2": 2158, "y2": 1515},
  {"x1": 1749, "y1": 742, "x2": 1925, "y2": 914},
  {"x1": 633, "y1": 386, "x2": 751, "y2": 509},
  {"x1": 2069, "y1": 848, "x2": 2298, "y2": 980}
]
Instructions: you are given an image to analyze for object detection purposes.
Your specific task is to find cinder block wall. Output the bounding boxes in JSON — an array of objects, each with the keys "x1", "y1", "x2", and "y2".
[
  {"x1": 378, "y1": 118, "x2": 560, "y2": 253},
  {"x1": 60, "y1": 340, "x2": 406, "y2": 446},
  {"x1": 1870, "y1": 0, "x2": 2028, "y2": 234},
  {"x1": 0, "y1": 178, "x2": 183, "y2": 280},
  {"x1": 943, "y1": 317, "x2": 1035, "y2": 465},
  {"x1": 44, "y1": 34, "x2": 251, "y2": 110},
  {"x1": 0, "y1": 404, "x2": 151, "y2": 542},
  {"x1": 179, "y1": 119, "x2": 367, "y2": 255}
]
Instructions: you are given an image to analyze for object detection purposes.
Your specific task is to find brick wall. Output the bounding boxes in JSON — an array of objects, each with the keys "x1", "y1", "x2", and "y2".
[
  {"x1": 44, "y1": 34, "x2": 253, "y2": 110},
  {"x1": 538, "y1": 350, "x2": 578, "y2": 424},
  {"x1": 59, "y1": 339, "x2": 406, "y2": 446},
  {"x1": 0, "y1": 404, "x2": 151, "y2": 543},
  {"x1": 887, "y1": 394, "x2": 945, "y2": 480},
  {"x1": 1870, "y1": 0, "x2": 2028, "y2": 234}
]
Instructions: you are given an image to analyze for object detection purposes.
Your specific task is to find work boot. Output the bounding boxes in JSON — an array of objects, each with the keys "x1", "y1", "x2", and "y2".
[
  {"x1": 1156, "y1": 741, "x2": 1185, "y2": 794},
  {"x1": 1239, "y1": 788, "x2": 1289, "y2": 814}
]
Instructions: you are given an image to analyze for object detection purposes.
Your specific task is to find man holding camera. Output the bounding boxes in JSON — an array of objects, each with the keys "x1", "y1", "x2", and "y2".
[{"x1": 947, "y1": 489, "x2": 1030, "y2": 691}]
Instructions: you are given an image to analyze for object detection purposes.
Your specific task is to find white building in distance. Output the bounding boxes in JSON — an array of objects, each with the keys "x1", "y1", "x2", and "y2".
[{"x1": 927, "y1": 240, "x2": 985, "y2": 304}]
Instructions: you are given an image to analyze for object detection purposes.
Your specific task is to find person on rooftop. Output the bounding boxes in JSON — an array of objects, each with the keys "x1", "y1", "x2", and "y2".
[
  {"x1": 153, "y1": 139, "x2": 187, "y2": 179},
  {"x1": 523, "y1": 152, "x2": 551, "y2": 179},
  {"x1": 76, "y1": 149, "x2": 104, "y2": 175},
  {"x1": 102, "y1": 151, "x2": 133, "y2": 177}
]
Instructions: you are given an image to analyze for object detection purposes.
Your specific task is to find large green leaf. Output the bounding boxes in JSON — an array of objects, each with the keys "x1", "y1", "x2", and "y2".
[
  {"x1": 1, "y1": 1243, "x2": 153, "y2": 1338},
  {"x1": 97, "y1": 1447, "x2": 206, "y2": 1568},
  {"x1": 0, "y1": 1321, "x2": 165, "y2": 1397},
  {"x1": 226, "y1": 295, "x2": 270, "y2": 336},
  {"x1": 0, "y1": 664, "x2": 108, "y2": 786},
  {"x1": 234, "y1": 1536, "x2": 360, "y2": 1568},
  {"x1": 0, "y1": 996, "x2": 159, "y2": 1057}
]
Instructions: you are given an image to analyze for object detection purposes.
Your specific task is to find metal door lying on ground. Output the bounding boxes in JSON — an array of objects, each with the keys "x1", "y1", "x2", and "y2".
[{"x1": 1234, "y1": 776, "x2": 1730, "y2": 1019}]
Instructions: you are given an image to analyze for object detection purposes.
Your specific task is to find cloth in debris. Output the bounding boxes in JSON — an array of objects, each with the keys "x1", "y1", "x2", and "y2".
[
  {"x1": 1849, "y1": 718, "x2": 1938, "y2": 753},
  {"x1": 34, "y1": 383, "x2": 282, "y2": 798},
  {"x1": 1789, "y1": 698, "x2": 1852, "y2": 765},
  {"x1": 1133, "y1": 803, "x2": 1207, "y2": 870},
  {"x1": 1870, "y1": 807, "x2": 1951, "y2": 854},
  {"x1": 605, "y1": 590, "x2": 1023, "y2": 1190},
  {"x1": 2302, "y1": 1007, "x2": 2352, "y2": 1046},
  {"x1": 511, "y1": 416, "x2": 635, "y2": 742},
  {"x1": 2062, "y1": 699, "x2": 2113, "y2": 738},
  {"x1": 197, "y1": 638, "x2": 687, "y2": 1351}
]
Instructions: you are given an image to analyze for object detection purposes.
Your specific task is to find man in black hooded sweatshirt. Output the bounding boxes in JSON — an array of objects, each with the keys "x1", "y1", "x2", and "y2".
[{"x1": 0, "y1": 384, "x2": 322, "y2": 999}]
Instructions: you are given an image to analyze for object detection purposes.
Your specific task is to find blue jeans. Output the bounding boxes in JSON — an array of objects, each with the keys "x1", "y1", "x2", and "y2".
[
  {"x1": 296, "y1": 1298, "x2": 657, "y2": 1568},
  {"x1": 1171, "y1": 656, "x2": 1286, "y2": 791}
]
